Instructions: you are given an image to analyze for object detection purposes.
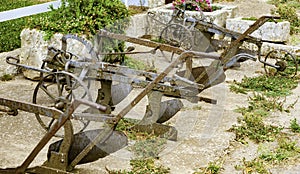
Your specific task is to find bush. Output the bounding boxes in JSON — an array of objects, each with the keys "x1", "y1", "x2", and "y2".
[
  {"x1": 27, "y1": 0, "x2": 129, "y2": 63},
  {"x1": 0, "y1": 0, "x2": 129, "y2": 53},
  {"x1": 275, "y1": 4, "x2": 300, "y2": 34},
  {"x1": 27, "y1": 0, "x2": 129, "y2": 39},
  {"x1": 0, "y1": 19, "x2": 26, "y2": 52},
  {"x1": 269, "y1": 0, "x2": 300, "y2": 34}
]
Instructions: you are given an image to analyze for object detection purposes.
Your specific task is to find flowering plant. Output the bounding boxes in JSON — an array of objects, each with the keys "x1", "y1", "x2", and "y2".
[{"x1": 172, "y1": 0, "x2": 212, "y2": 12}]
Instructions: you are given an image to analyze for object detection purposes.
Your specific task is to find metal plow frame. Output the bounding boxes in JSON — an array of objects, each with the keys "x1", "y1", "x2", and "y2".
[{"x1": 0, "y1": 13, "x2": 298, "y2": 173}]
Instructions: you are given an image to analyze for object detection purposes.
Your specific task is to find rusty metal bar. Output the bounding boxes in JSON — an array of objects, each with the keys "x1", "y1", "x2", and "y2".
[
  {"x1": 220, "y1": 15, "x2": 280, "y2": 64},
  {"x1": 98, "y1": 30, "x2": 184, "y2": 54},
  {"x1": 0, "y1": 97, "x2": 63, "y2": 119}
]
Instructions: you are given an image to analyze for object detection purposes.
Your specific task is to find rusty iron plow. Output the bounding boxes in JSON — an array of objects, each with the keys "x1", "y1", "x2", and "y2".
[
  {"x1": 0, "y1": 44, "x2": 223, "y2": 174},
  {"x1": 0, "y1": 12, "x2": 298, "y2": 173}
]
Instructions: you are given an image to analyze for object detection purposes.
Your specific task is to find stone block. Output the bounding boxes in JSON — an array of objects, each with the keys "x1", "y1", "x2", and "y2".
[
  {"x1": 226, "y1": 18, "x2": 290, "y2": 42},
  {"x1": 20, "y1": 29, "x2": 94, "y2": 80},
  {"x1": 0, "y1": 49, "x2": 20, "y2": 77},
  {"x1": 125, "y1": 13, "x2": 148, "y2": 37}
]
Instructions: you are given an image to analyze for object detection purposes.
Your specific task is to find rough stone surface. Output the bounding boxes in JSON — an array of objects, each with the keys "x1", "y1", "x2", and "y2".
[
  {"x1": 226, "y1": 18, "x2": 290, "y2": 42},
  {"x1": 0, "y1": 49, "x2": 20, "y2": 77},
  {"x1": 125, "y1": 13, "x2": 148, "y2": 37},
  {"x1": 241, "y1": 42, "x2": 300, "y2": 57},
  {"x1": 20, "y1": 29, "x2": 94, "y2": 80}
]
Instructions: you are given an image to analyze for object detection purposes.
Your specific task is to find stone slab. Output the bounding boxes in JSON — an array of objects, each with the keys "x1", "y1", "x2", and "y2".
[{"x1": 226, "y1": 18, "x2": 290, "y2": 42}]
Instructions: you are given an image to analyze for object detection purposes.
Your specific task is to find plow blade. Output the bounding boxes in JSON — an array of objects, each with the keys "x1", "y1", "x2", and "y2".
[
  {"x1": 48, "y1": 129, "x2": 128, "y2": 165},
  {"x1": 157, "y1": 99, "x2": 183, "y2": 124}
]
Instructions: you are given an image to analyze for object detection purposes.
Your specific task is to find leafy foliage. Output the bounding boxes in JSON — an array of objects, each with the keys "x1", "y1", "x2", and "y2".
[
  {"x1": 269, "y1": 0, "x2": 300, "y2": 34},
  {"x1": 260, "y1": 138, "x2": 300, "y2": 164},
  {"x1": 237, "y1": 138, "x2": 300, "y2": 173},
  {"x1": 290, "y1": 118, "x2": 300, "y2": 133},
  {"x1": 235, "y1": 93, "x2": 286, "y2": 116},
  {"x1": 0, "y1": 0, "x2": 129, "y2": 54},
  {"x1": 235, "y1": 157, "x2": 269, "y2": 174},
  {"x1": 110, "y1": 158, "x2": 170, "y2": 174},
  {"x1": 230, "y1": 75, "x2": 298, "y2": 97},
  {"x1": 194, "y1": 160, "x2": 223, "y2": 174},
  {"x1": 0, "y1": 74, "x2": 14, "y2": 81},
  {"x1": 27, "y1": 0, "x2": 129, "y2": 39},
  {"x1": 230, "y1": 112, "x2": 282, "y2": 143}
]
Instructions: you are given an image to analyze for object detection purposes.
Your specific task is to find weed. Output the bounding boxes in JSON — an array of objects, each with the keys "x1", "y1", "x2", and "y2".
[
  {"x1": 123, "y1": 56, "x2": 147, "y2": 70},
  {"x1": 230, "y1": 92, "x2": 287, "y2": 143},
  {"x1": 235, "y1": 157, "x2": 269, "y2": 174},
  {"x1": 243, "y1": 93, "x2": 285, "y2": 113},
  {"x1": 230, "y1": 112, "x2": 282, "y2": 143},
  {"x1": 109, "y1": 158, "x2": 170, "y2": 174},
  {"x1": 269, "y1": 0, "x2": 300, "y2": 34},
  {"x1": 230, "y1": 75, "x2": 298, "y2": 97},
  {"x1": 0, "y1": 74, "x2": 14, "y2": 81},
  {"x1": 194, "y1": 160, "x2": 223, "y2": 174},
  {"x1": 115, "y1": 118, "x2": 141, "y2": 140},
  {"x1": 290, "y1": 118, "x2": 300, "y2": 133},
  {"x1": 114, "y1": 118, "x2": 169, "y2": 173},
  {"x1": 236, "y1": 137, "x2": 300, "y2": 173},
  {"x1": 130, "y1": 137, "x2": 167, "y2": 159},
  {"x1": 259, "y1": 137, "x2": 300, "y2": 164},
  {"x1": 128, "y1": 5, "x2": 149, "y2": 15},
  {"x1": 241, "y1": 17, "x2": 258, "y2": 21}
]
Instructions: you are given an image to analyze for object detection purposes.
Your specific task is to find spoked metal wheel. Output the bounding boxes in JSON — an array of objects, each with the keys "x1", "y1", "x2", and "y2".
[
  {"x1": 263, "y1": 49, "x2": 298, "y2": 77},
  {"x1": 33, "y1": 72, "x2": 93, "y2": 136},
  {"x1": 160, "y1": 23, "x2": 194, "y2": 50}
]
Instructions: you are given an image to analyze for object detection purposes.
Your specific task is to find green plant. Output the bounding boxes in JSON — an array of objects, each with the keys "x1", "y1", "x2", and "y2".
[
  {"x1": 230, "y1": 75, "x2": 298, "y2": 97},
  {"x1": 230, "y1": 112, "x2": 282, "y2": 143},
  {"x1": 194, "y1": 160, "x2": 223, "y2": 174},
  {"x1": 0, "y1": 74, "x2": 14, "y2": 81},
  {"x1": 259, "y1": 138, "x2": 300, "y2": 164},
  {"x1": 25, "y1": 0, "x2": 130, "y2": 63},
  {"x1": 230, "y1": 93, "x2": 285, "y2": 143},
  {"x1": 236, "y1": 93, "x2": 286, "y2": 115},
  {"x1": 123, "y1": 56, "x2": 147, "y2": 70},
  {"x1": 241, "y1": 17, "x2": 258, "y2": 21},
  {"x1": 269, "y1": 0, "x2": 300, "y2": 34},
  {"x1": 235, "y1": 133, "x2": 300, "y2": 173},
  {"x1": 290, "y1": 118, "x2": 300, "y2": 133},
  {"x1": 130, "y1": 137, "x2": 167, "y2": 159},
  {"x1": 0, "y1": 19, "x2": 25, "y2": 52},
  {"x1": 109, "y1": 158, "x2": 170, "y2": 174},
  {"x1": 27, "y1": 0, "x2": 129, "y2": 38},
  {"x1": 115, "y1": 118, "x2": 141, "y2": 140},
  {"x1": 0, "y1": 0, "x2": 48, "y2": 12},
  {"x1": 235, "y1": 157, "x2": 269, "y2": 174}
]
